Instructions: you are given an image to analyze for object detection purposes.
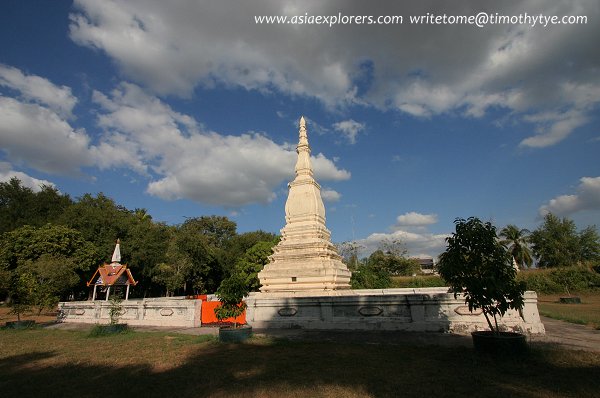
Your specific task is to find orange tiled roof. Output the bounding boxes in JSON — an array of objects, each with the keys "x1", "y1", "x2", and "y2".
[{"x1": 86, "y1": 263, "x2": 137, "y2": 287}]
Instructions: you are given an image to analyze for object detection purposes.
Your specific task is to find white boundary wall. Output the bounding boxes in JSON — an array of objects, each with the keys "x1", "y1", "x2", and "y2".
[
  {"x1": 58, "y1": 289, "x2": 545, "y2": 335},
  {"x1": 245, "y1": 288, "x2": 546, "y2": 335},
  {"x1": 58, "y1": 297, "x2": 202, "y2": 328}
]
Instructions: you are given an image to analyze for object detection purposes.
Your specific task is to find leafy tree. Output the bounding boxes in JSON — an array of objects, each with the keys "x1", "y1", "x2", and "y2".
[
  {"x1": 0, "y1": 177, "x2": 71, "y2": 234},
  {"x1": 17, "y1": 255, "x2": 80, "y2": 313},
  {"x1": 438, "y1": 217, "x2": 526, "y2": 334},
  {"x1": 152, "y1": 233, "x2": 193, "y2": 296},
  {"x1": 337, "y1": 241, "x2": 364, "y2": 270},
  {"x1": 214, "y1": 273, "x2": 248, "y2": 328},
  {"x1": 7, "y1": 270, "x2": 36, "y2": 322},
  {"x1": 184, "y1": 216, "x2": 237, "y2": 248},
  {"x1": 234, "y1": 239, "x2": 278, "y2": 292},
  {"x1": 579, "y1": 226, "x2": 600, "y2": 263},
  {"x1": 0, "y1": 224, "x2": 99, "y2": 301},
  {"x1": 367, "y1": 249, "x2": 421, "y2": 276},
  {"x1": 530, "y1": 213, "x2": 599, "y2": 267},
  {"x1": 59, "y1": 193, "x2": 133, "y2": 262},
  {"x1": 499, "y1": 225, "x2": 533, "y2": 269},
  {"x1": 124, "y1": 216, "x2": 170, "y2": 296},
  {"x1": 0, "y1": 224, "x2": 100, "y2": 272}
]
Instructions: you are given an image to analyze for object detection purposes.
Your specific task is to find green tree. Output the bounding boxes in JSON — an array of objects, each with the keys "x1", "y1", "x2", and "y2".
[
  {"x1": 578, "y1": 226, "x2": 600, "y2": 263},
  {"x1": 438, "y1": 217, "x2": 526, "y2": 333},
  {"x1": 152, "y1": 232, "x2": 193, "y2": 296},
  {"x1": 337, "y1": 241, "x2": 364, "y2": 270},
  {"x1": 499, "y1": 225, "x2": 533, "y2": 269},
  {"x1": 367, "y1": 250, "x2": 420, "y2": 276},
  {"x1": 0, "y1": 224, "x2": 99, "y2": 300},
  {"x1": 59, "y1": 193, "x2": 132, "y2": 261},
  {"x1": 215, "y1": 273, "x2": 248, "y2": 328},
  {"x1": 530, "y1": 213, "x2": 599, "y2": 267},
  {"x1": 0, "y1": 224, "x2": 99, "y2": 272},
  {"x1": 7, "y1": 270, "x2": 36, "y2": 322},
  {"x1": 0, "y1": 177, "x2": 72, "y2": 234},
  {"x1": 234, "y1": 239, "x2": 278, "y2": 292},
  {"x1": 124, "y1": 216, "x2": 170, "y2": 296},
  {"x1": 17, "y1": 255, "x2": 80, "y2": 313}
]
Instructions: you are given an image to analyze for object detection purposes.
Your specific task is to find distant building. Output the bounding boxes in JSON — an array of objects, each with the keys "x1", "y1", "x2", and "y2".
[{"x1": 413, "y1": 257, "x2": 435, "y2": 274}]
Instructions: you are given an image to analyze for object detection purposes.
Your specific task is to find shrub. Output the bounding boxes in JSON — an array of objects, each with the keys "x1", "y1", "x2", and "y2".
[
  {"x1": 350, "y1": 265, "x2": 391, "y2": 289},
  {"x1": 214, "y1": 273, "x2": 248, "y2": 328},
  {"x1": 391, "y1": 275, "x2": 446, "y2": 288},
  {"x1": 518, "y1": 266, "x2": 600, "y2": 294}
]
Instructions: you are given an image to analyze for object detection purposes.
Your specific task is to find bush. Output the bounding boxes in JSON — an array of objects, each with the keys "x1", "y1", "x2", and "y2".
[
  {"x1": 518, "y1": 266, "x2": 600, "y2": 294},
  {"x1": 517, "y1": 270, "x2": 562, "y2": 294},
  {"x1": 391, "y1": 275, "x2": 446, "y2": 288},
  {"x1": 351, "y1": 265, "x2": 391, "y2": 289}
]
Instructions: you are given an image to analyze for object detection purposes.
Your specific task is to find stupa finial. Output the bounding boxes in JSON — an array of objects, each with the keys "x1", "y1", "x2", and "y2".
[
  {"x1": 298, "y1": 116, "x2": 308, "y2": 147},
  {"x1": 111, "y1": 239, "x2": 121, "y2": 264}
]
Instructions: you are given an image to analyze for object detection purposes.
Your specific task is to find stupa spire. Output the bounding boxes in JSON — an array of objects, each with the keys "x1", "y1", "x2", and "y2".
[{"x1": 294, "y1": 116, "x2": 313, "y2": 178}]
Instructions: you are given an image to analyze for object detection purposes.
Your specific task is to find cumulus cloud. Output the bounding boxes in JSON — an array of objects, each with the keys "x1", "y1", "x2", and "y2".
[
  {"x1": 332, "y1": 119, "x2": 365, "y2": 144},
  {"x1": 539, "y1": 176, "x2": 600, "y2": 217},
  {"x1": 93, "y1": 83, "x2": 349, "y2": 206},
  {"x1": 0, "y1": 96, "x2": 93, "y2": 175},
  {"x1": 395, "y1": 212, "x2": 438, "y2": 227},
  {"x1": 0, "y1": 162, "x2": 57, "y2": 192},
  {"x1": 355, "y1": 211, "x2": 446, "y2": 258},
  {"x1": 321, "y1": 188, "x2": 341, "y2": 202},
  {"x1": 0, "y1": 63, "x2": 349, "y2": 206},
  {"x1": 69, "y1": 0, "x2": 600, "y2": 147},
  {"x1": 0, "y1": 64, "x2": 77, "y2": 118},
  {"x1": 359, "y1": 229, "x2": 448, "y2": 259}
]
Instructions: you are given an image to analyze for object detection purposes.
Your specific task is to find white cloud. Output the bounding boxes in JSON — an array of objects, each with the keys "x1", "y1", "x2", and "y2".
[
  {"x1": 539, "y1": 177, "x2": 600, "y2": 217},
  {"x1": 0, "y1": 64, "x2": 77, "y2": 118},
  {"x1": 520, "y1": 110, "x2": 589, "y2": 148},
  {"x1": 359, "y1": 229, "x2": 448, "y2": 259},
  {"x1": 395, "y1": 212, "x2": 438, "y2": 227},
  {"x1": 321, "y1": 188, "x2": 341, "y2": 202},
  {"x1": 0, "y1": 96, "x2": 93, "y2": 175},
  {"x1": 69, "y1": 0, "x2": 600, "y2": 147},
  {"x1": 332, "y1": 119, "x2": 365, "y2": 144},
  {"x1": 93, "y1": 83, "x2": 350, "y2": 206},
  {"x1": 0, "y1": 162, "x2": 56, "y2": 192},
  {"x1": 356, "y1": 211, "x2": 446, "y2": 258}
]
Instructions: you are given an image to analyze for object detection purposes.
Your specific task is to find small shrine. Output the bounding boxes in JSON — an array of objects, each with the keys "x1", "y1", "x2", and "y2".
[{"x1": 87, "y1": 239, "x2": 137, "y2": 301}]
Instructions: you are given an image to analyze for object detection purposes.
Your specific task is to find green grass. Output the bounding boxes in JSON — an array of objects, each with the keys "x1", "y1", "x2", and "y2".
[
  {"x1": 538, "y1": 293, "x2": 600, "y2": 329},
  {"x1": 1, "y1": 328, "x2": 599, "y2": 397}
]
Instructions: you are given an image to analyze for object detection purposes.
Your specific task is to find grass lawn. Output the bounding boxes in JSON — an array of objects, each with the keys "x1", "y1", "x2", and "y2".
[
  {"x1": 537, "y1": 292, "x2": 600, "y2": 329},
  {"x1": 1, "y1": 328, "x2": 599, "y2": 398}
]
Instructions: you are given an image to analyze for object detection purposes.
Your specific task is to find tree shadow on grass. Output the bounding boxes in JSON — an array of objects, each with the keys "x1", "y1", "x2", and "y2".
[{"x1": 0, "y1": 338, "x2": 599, "y2": 398}]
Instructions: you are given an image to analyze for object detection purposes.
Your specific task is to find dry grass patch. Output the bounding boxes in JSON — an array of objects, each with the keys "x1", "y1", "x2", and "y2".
[
  {"x1": 538, "y1": 293, "x2": 600, "y2": 329},
  {"x1": 1, "y1": 328, "x2": 600, "y2": 397}
]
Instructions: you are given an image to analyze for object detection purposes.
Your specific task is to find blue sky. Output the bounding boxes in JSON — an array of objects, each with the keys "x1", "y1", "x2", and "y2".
[{"x1": 1, "y1": 0, "x2": 599, "y2": 259}]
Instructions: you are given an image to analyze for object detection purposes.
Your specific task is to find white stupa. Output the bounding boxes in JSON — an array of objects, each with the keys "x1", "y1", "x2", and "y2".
[{"x1": 258, "y1": 116, "x2": 351, "y2": 292}]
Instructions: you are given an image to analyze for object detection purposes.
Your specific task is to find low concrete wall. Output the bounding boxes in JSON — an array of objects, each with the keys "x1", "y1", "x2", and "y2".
[
  {"x1": 245, "y1": 288, "x2": 546, "y2": 335},
  {"x1": 58, "y1": 289, "x2": 546, "y2": 335},
  {"x1": 58, "y1": 297, "x2": 202, "y2": 328}
]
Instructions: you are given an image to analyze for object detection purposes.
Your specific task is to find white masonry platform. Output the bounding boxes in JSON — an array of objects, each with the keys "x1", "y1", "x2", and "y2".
[{"x1": 245, "y1": 288, "x2": 546, "y2": 335}]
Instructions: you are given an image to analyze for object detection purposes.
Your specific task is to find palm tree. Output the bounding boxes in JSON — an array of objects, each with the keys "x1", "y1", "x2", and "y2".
[{"x1": 499, "y1": 225, "x2": 533, "y2": 269}]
